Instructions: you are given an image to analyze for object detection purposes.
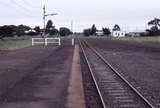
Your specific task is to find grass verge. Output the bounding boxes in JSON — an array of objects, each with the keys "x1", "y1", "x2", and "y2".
[
  {"x1": 115, "y1": 36, "x2": 160, "y2": 43},
  {"x1": 0, "y1": 36, "x2": 32, "y2": 50}
]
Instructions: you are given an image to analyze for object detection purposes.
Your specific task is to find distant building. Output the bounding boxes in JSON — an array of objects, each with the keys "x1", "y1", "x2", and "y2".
[
  {"x1": 25, "y1": 29, "x2": 36, "y2": 34},
  {"x1": 96, "y1": 30, "x2": 104, "y2": 36},
  {"x1": 127, "y1": 32, "x2": 141, "y2": 37},
  {"x1": 127, "y1": 31, "x2": 149, "y2": 37},
  {"x1": 112, "y1": 31, "x2": 126, "y2": 37}
]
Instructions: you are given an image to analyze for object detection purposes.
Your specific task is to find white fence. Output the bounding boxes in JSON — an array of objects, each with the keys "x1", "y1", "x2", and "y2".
[{"x1": 32, "y1": 38, "x2": 61, "y2": 46}]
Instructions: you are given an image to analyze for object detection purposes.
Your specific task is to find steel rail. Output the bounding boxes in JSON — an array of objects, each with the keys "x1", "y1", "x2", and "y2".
[
  {"x1": 82, "y1": 39, "x2": 155, "y2": 108},
  {"x1": 78, "y1": 38, "x2": 107, "y2": 108}
]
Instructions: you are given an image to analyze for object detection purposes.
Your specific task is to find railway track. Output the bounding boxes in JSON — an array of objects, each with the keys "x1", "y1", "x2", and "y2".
[{"x1": 78, "y1": 38, "x2": 155, "y2": 108}]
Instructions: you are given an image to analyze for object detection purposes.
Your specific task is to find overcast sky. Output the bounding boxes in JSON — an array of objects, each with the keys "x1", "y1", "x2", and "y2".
[{"x1": 0, "y1": 0, "x2": 160, "y2": 32}]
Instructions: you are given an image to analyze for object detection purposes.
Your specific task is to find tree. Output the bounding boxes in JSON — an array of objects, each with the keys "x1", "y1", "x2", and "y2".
[
  {"x1": 59, "y1": 27, "x2": 72, "y2": 36},
  {"x1": 45, "y1": 20, "x2": 59, "y2": 35},
  {"x1": 150, "y1": 26, "x2": 158, "y2": 32},
  {"x1": 102, "y1": 27, "x2": 111, "y2": 35},
  {"x1": 112, "y1": 24, "x2": 121, "y2": 31},
  {"x1": 147, "y1": 18, "x2": 160, "y2": 36},
  {"x1": 50, "y1": 27, "x2": 59, "y2": 35},
  {"x1": 148, "y1": 18, "x2": 160, "y2": 29},
  {"x1": 0, "y1": 25, "x2": 15, "y2": 39},
  {"x1": 45, "y1": 20, "x2": 53, "y2": 34},
  {"x1": 91, "y1": 24, "x2": 97, "y2": 35},
  {"x1": 0, "y1": 24, "x2": 33, "y2": 39},
  {"x1": 46, "y1": 20, "x2": 53, "y2": 31},
  {"x1": 83, "y1": 29, "x2": 91, "y2": 36},
  {"x1": 16, "y1": 25, "x2": 31, "y2": 36},
  {"x1": 34, "y1": 26, "x2": 40, "y2": 34}
]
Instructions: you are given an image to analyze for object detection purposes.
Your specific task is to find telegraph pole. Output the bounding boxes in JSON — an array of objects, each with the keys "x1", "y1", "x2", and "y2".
[
  {"x1": 71, "y1": 20, "x2": 73, "y2": 32},
  {"x1": 71, "y1": 20, "x2": 74, "y2": 46},
  {"x1": 43, "y1": 5, "x2": 46, "y2": 36},
  {"x1": 42, "y1": 5, "x2": 58, "y2": 37}
]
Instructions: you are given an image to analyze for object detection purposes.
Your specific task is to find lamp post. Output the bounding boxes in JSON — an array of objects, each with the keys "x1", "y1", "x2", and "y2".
[{"x1": 43, "y1": 5, "x2": 58, "y2": 37}]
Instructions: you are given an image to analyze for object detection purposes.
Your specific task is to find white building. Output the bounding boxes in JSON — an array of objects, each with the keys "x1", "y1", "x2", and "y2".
[
  {"x1": 112, "y1": 31, "x2": 126, "y2": 37},
  {"x1": 96, "y1": 30, "x2": 104, "y2": 36}
]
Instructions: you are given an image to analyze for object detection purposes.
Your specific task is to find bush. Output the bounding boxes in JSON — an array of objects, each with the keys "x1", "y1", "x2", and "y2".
[
  {"x1": 83, "y1": 29, "x2": 91, "y2": 36},
  {"x1": 26, "y1": 31, "x2": 38, "y2": 36},
  {"x1": 59, "y1": 27, "x2": 72, "y2": 36}
]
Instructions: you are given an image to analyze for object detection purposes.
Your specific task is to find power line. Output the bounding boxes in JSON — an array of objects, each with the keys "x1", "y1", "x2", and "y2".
[
  {"x1": 0, "y1": 1, "x2": 11, "y2": 7},
  {"x1": 0, "y1": 1, "x2": 26, "y2": 14},
  {"x1": 21, "y1": 0, "x2": 40, "y2": 8},
  {"x1": 10, "y1": 0, "x2": 32, "y2": 12},
  {"x1": 10, "y1": 0, "x2": 40, "y2": 14},
  {"x1": 8, "y1": 0, "x2": 39, "y2": 18},
  {"x1": 21, "y1": 0, "x2": 33, "y2": 6},
  {"x1": 0, "y1": 1, "x2": 38, "y2": 18}
]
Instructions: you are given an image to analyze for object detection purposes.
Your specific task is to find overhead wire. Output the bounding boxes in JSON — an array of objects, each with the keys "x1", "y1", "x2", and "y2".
[
  {"x1": 11, "y1": 0, "x2": 34, "y2": 13},
  {"x1": 0, "y1": 1, "x2": 12, "y2": 7},
  {"x1": 8, "y1": 0, "x2": 40, "y2": 18},
  {"x1": 0, "y1": 0, "x2": 44, "y2": 26},
  {"x1": 0, "y1": 1, "x2": 29, "y2": 17},
  {"x1": 21, "y1": 0, "x2": 40, "y2": 8}
]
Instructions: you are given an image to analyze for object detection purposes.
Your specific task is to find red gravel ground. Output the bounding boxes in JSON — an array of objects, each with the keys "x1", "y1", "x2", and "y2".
[
  {"x1": 0, "y1": 39, "x2": 74, "y2": 108},
  {"x1": 85, "y1": 37, "x2": 160, "y2": 107}
]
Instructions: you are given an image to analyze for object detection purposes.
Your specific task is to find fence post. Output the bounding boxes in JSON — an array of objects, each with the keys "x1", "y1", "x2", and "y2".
[
  {"x1": 59, "y1": 38, "x2": 61, "y2": 46},
  {"x1": 72, "y1": 38, "x2": 74, "y2": 46},
  {"x1": 45, "y1": 38, "x2": 47, "y2": 46},
  {"x1": 32, "y1": 38, "x2": 34, "y2": 46}
]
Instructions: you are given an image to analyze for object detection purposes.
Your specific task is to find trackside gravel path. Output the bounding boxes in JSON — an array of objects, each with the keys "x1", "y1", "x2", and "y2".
[{"x1": 85, "y1": 37, "x2": 160, "y2": 107}]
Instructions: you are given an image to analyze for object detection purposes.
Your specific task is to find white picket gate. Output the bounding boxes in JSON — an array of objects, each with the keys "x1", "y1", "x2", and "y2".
[{"x1": 32, "y1": 38, "x2": 61, "y2": 46}]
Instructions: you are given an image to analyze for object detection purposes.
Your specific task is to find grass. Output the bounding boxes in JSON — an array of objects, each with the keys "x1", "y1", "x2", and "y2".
[
  {"x1": 0, "y1": 35, "x2": 71, "y2": 50},
  {"x1": 0, "y1": 36, "x2": 32, "y2": 50},
  {"x1": 115, "y1": 36, "x2": 160, "y2": 43}
]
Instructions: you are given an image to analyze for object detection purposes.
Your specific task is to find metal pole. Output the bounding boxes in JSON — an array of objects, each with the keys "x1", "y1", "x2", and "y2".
[
  {"x1": 32, "y1": 38, "x2": 34, "y2": 46},
  {"x1": 71, "y1": 20, "x2": 73, "y2": 32},
  {"x1": 42, "y1": 5, "x2": 58, "y2": 37},
  {"x1": 43, "y1": 5, "x2": 46, "y2": 37},
  {"x1": 71, "y1": 20, "x2": 74, "y2": 46}
]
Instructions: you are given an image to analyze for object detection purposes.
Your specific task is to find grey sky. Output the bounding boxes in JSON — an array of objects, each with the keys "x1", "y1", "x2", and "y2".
[{"x1": 0, "y1": 0, "x2": 160, "y2": 32}]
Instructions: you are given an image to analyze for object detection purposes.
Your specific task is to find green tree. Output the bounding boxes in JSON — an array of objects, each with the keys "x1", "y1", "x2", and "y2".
[
  {"x1": 45, "y1": 20, "x2": 53, "y2": 34},
  {"x1": 83, "y1": 29, "x2": 91, "y2": 36},
  {"x1": 50, "y1": 27, "x2": 59, "y2": 35},
  {"x1": 59, "y1": 27, "x2": 71, "y2": 36},
  {"x1": 34, "y1": 26, "x2": 41, "y2": 34},
  {"x1": 112, "y1": 24, "x2": 121, "y2": 31},
  {"x1": 0, "y1": 25, "x2": 32, "y2": 39},
  {"x1": 102, "y1": 27, "x2": 111, "y2": 35},
  {"x1": 45, "y1": 20, "x2": 59, "y2": 36},
  {"x1": 146, "y1": 18, "x2": 160, "y2": 36},
  {"x1": 46, "y1": 20, "x2": 53, "y2": 31},
  {"x1": 0, "y1": 25, "x2": 15, "y2": 39},
  {"x1": 148, "y1": 18, "x2": 160, "y2": 29},
  {"x1": 16, "y1": 25, "x2": 31, "y2": 36},
  {"x1": 91, "y1": 24, "x2": 97, "y2": 35}
]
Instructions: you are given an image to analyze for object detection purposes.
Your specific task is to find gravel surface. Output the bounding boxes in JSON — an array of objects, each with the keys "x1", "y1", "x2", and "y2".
[
  {"x1": 80, "y1": 51, "x2": 104, "y2": 108},
  {"x1": 0, "y1": 38, "x2": 74, "y2": 108},
  {"x1": 85, "y1": 37, "x2": 160, "y2": 107}
]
